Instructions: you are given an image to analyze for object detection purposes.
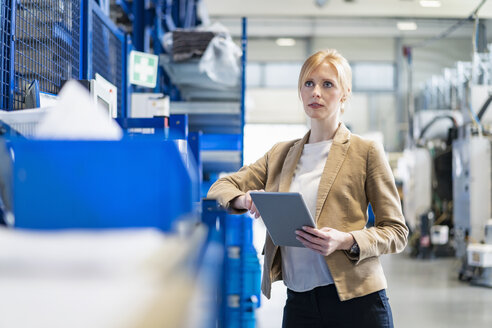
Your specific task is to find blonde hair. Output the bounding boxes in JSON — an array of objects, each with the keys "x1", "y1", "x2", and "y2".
[{"x1": 298, "y1": 49, "x2": 352, "y2": 103}]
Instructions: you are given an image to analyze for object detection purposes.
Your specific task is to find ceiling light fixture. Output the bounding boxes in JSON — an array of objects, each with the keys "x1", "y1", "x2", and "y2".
[
  {"x1": 315, "y1": 0, "x2": 329, "y2": 7},
  {"x1": 397, "y1": 21, "x2": 418, "y2": 31},
  {"x1": 419, "y1": 0, "x2": 441, "y2": 7},
  {"x1": 276, "y1": 38, "x2": 296, "y2": 47}
]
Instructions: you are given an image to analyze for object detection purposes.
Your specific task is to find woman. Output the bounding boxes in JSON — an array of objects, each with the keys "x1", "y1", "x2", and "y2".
[{"x1": 208, "y1": 49, "x2": 408, "y2": 327}]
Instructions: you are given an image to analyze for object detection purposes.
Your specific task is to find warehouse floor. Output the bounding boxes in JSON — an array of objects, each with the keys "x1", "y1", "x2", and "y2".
[{"x1": 253, "y1": 223, "x2": 492, "y2": 328}]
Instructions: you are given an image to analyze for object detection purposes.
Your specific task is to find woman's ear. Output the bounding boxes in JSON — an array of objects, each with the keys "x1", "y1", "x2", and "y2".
[{"x1": 341, "y1": 89, "x2": 351, "y2": 102}]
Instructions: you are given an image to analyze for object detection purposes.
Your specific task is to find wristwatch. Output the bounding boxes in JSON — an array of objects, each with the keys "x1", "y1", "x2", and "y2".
[{"x1": 348, "y1": 241, "x2": 360, "y2": 256}]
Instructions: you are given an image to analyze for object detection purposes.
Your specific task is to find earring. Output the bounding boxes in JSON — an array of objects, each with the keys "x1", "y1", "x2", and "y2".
[{"x1": 340, "y1": 102, "x2": 345, "y2": 110}]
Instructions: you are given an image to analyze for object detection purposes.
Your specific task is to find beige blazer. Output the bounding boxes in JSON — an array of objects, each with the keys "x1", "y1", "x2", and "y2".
[{"x1": 207, "y1": 123, "x2": 408, "y2": 301}]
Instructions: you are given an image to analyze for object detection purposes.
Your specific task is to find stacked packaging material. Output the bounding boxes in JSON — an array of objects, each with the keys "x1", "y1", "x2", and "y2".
[
  {"x1": 160, "y1": 27, "x2": 242, "y2": 101},
  {"x1": 172, "y1": 30, "x2": 216, "y2": 62}
]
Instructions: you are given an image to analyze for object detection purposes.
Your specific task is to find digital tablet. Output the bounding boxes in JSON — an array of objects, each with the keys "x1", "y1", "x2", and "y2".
[{"x1": 250, "y1": 192, "x2": 316, "y2": 247}]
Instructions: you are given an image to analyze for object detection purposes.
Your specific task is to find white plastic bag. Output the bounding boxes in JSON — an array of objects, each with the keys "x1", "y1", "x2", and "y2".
[{"x1": 198, "y1": 33, "x2": 242, "y2": 87}]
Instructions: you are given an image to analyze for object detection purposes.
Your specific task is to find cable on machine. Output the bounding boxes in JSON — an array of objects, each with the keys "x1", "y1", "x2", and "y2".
[{"x1": 417, "y1": 115, "x2": 458, "y2": 144}]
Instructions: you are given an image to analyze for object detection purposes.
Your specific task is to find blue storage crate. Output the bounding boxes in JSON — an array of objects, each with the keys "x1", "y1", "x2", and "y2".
[
  {"x1": 225, "y1": 256, "x2": 241, "y2": 295},
  {"x1": 8, "y1": 136, "x2": 197, "y2": 231},
  {"x1": 13, "y1": 0, "x2": 82, "y2": 110},
  {"x1": 224, "y1": 252, "x2": 261, "y2": 304},
  {"x1": 222, "y1": 213, "x2": 261, "y2": 328},
  {"x1": 225, "y1": 309, "x2": 255, "y2": 328},
  {"x1": 242, "y1": 251, "x2": 261, "y2": 302},
  {"x1": 225, "y1": 214, "x2": 243, "y2": 246}
]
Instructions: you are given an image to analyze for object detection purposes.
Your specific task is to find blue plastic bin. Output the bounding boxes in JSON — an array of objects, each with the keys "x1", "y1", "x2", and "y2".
[{"x1": 7, "y1": 136, "x2": 197, "y2": 231}]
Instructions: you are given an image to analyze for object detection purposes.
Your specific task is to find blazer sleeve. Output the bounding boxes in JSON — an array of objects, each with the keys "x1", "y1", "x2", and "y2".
[
  {"x1": 207, "y1": 143, "x2": 278, "y2": 214},
  {"x1": 349, "y1": 141, "x2": 409, "y2": 264}
]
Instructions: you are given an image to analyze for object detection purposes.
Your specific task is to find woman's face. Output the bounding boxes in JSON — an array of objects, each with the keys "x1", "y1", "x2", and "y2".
[{"x1": 300, "y1": 62, "x2": 345, "y2": 124}]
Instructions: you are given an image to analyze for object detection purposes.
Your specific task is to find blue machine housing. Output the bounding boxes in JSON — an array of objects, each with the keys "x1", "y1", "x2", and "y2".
[{"x1": 8, "y1": 136, "x2": 197, "y2": 231}]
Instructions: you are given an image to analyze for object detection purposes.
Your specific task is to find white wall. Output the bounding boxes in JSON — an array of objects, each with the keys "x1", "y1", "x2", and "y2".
[
  {"x1": 342, "y1": 93, "x2": 369, "y2": 134},
  {"x1": 243, "y1": 124, "x2": 309, "y2": 165},
  {"x1": 246, "y1": 88, "x2": 305, "y2": 124},
  {"x1": 369, "y1": 93, "x2": 399, "y2": 150}
]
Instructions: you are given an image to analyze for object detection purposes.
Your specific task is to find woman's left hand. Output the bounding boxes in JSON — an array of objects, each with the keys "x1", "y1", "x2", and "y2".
[{"x1": 296, "y1": 226, "x2": 355, "y2": 256}]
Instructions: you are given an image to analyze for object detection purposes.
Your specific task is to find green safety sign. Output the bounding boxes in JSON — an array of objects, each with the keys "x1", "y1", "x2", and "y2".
[{"x1": 129, "y1": 51, "x2": 159, "y2": 88}]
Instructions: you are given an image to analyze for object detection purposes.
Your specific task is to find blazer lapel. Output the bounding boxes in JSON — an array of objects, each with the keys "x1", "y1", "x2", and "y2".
[
  {"x1": 278, "y1": 131, "x2": 310, "y2": 192},
  {"x1": 315, "y1": 124, "x2": 351, "y2": 222}
]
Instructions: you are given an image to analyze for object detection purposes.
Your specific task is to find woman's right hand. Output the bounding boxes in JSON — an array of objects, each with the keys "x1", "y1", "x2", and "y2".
[{"x1": 232, "y1": 190, "x2": 264, "y2": 219}]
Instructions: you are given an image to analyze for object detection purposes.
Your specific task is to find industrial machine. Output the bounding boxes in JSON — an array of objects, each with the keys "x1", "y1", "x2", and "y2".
[
  {"x1": 399, "y1": 109, "x2": 458, "y2": 258},
  {"x1": 453, "y1": 133, "x2": 491, "y2": 257},
  {"x1": 411, "y1": 47, "x2": 492, "y2": 286}
]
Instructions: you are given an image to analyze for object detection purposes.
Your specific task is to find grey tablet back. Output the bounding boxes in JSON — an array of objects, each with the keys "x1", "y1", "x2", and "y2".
[{"x1": 250, "y1": 192, "x2": 316, "y2": 247}]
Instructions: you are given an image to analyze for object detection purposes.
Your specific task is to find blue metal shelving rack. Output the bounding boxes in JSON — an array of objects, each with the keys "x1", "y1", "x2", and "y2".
[
  {"x1": 239, "y1": 17, "x2": 246, "y2": 168},
  {"x1": 0, "y1": 0, "x2": 82, "y2": 111},
  {"x1": 0, "y1": 4, "x2": 258, "y2": 327},
  {"x1": 112, "y1": 0, "x2": 201, "y2": 99},
  {"x1": 0, "y1": 0, "x2": 13, "y2": 110},
  {"x1": 110, "y1": 0, "x2": 240, "y2": 187},
  {"x1": 169, "y1": 17, "x2": 247, "y2": 197},
  {"x1": 84, "y1": 0, "x2": 129, "y2": 118},
  {"x1": 0, "y1": 0, "x2": 129, "y2": 115}
]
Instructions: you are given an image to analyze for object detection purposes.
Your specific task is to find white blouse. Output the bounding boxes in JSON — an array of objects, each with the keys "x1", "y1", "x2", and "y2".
[{"x1": 280, "y1": 139, "x2": 334, "y2": 292}]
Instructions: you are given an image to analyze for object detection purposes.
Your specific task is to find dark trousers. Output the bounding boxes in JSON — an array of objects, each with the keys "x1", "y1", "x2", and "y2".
[{"x1": 282, "y1": 284, "x2": 394, "y2": 328}]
